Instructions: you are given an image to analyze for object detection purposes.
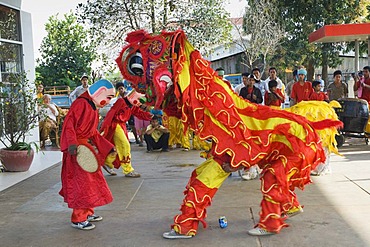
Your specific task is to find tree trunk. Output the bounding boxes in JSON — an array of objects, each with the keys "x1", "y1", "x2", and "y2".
[
  {"x1": 307, "y1": 59, "x2": 314, "y2": 82},
  {"x1": 321, "y1": 46, "x2": 329, "y2": 88}
]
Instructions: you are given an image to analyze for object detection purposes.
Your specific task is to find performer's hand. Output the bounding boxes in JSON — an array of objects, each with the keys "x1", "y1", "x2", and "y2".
[
  {"x1": 68, "y1": 145, "x2": 78, "y2": 155},
  {"x1": 221, "y1": 162, "x2": 240, "y2": 173},
  {"x1": 109, "y1": 148, "x2": 117, "y2": 156}
]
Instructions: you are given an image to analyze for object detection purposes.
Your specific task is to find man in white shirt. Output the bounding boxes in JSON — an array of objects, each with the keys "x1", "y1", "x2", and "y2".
[
  {"x1": 263, "y1": 67, "x2": 285, "y2": 105},
  {"x1": 69, "y1": 74, "x2": 89, "y2": 103}
]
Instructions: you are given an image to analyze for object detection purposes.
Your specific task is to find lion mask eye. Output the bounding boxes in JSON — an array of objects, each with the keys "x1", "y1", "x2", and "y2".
[{"x1": 128, "y1": 51, "x2": 144, "y2": 76}]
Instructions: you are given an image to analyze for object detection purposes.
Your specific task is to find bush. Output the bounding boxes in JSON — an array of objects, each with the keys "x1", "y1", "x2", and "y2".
[{"x1": 0, "y1": 72, "x2": 39, "y2": 152}]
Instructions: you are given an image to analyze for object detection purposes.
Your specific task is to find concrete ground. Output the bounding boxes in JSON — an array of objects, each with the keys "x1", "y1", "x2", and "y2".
[{"x1": 1, "y1": 137, "x2": 370, "y2": 247}]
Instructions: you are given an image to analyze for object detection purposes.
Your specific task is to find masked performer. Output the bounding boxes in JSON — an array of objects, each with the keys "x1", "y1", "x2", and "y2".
[
  {"x1": 100, "y1": 82, "x2": 153, "y2": 177},
  {"x1": 59, "y1": 79, "x2": 116, "y2": 231}
]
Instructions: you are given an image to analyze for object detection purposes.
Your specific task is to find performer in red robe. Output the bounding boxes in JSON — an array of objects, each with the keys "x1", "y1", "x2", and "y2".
[
  {"x1": 100, "y1": 82, "x2": 152, "y2": 177},
  {"x1": 59, "y1": 79, "x2": 116, "y2": 230}
]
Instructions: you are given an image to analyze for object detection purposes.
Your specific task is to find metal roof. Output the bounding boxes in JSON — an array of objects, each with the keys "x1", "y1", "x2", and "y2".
[{"x1": 309, "y1": 23, "x2": 370, "y2": 43}]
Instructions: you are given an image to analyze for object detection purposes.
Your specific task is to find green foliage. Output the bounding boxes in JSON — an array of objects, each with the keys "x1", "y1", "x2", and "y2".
[
  {"x1": 0, "y1": 72, "x2": 39, "y2": 151},
  {"x1": 6, "y1": 141, "x2": 40, "y2": 154},
  {"x1": 273, "y1": 0, "x2": 363, "y2": 79},
  {"x1": 76, "y1": 0, "x2": 232, "y2": 59},
  {"x1": 239, "y1": 0, "x2": 284, "y2": 71},
  {"x1": 36, "y1": 12, "x2": 96, "y2": 87}
]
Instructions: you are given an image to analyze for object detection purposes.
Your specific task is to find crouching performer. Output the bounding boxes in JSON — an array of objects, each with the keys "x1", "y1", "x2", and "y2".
[{"x1": 59, "y1": 79, "x2": 117, "y2": 230}]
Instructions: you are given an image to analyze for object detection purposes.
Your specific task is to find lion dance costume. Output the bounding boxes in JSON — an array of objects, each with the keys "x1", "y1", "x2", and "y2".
[{"x1": 116, "y1": 30, "x2": 343, "y2": 236}]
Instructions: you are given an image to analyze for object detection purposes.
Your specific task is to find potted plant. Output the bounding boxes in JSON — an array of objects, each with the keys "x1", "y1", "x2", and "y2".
[{"x1": 0, "y1": 72, "x2": 40, "y2": 172}]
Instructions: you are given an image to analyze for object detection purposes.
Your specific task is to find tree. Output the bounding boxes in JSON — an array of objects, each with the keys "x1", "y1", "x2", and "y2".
[
  {"x1": 36, "y1": 13, "x2": 96, "y2": 87},
  {"x1": 232, "y1": 0, "x2": 284, "y2": 72},
  {"x1": 76, "y1": 0, "x2": 232, "y2": 69},
  {"x1": 274, "y1": 0, "x2": 365, "y2": 82}
]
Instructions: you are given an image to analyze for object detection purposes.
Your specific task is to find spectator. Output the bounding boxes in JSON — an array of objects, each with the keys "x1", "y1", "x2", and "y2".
[
  {"x1": 353, "y1": 66, "x2": 370, "y2": 104},
  {"x1": 353, "y1": 66, "x2": 370, "y2": 135},
  {"x1": 38, "y1": 94, "x2": 59, "y2": 148},
  {"x1": 144, "y1": 116, "x2": 170, "y2": 153},
  {"x1": 37, "y1": 84, "x2": 44, "y2": 100},
  {"x1": 69, "y1": 74, "x2": 89, "y2": 103},
  {"x1": 263, "y1": 67, "x2": 286, "y2": 104},
  {"x1": 215, "y1": 67, "x2": 225, "y2": 78},
  {"x1": 234, "y1": 72, "x2": 249, "y2": 95},
  {"x1": 327, "y1": 70, "x2": 348, "y2": 101},
  {"x1": 309, "y1": 81, "x2": 329, "y2": 102},
  {"x1": 285, "y1": 69, "x2": 298, "y2": 106},
  {"x1": 264, "y1": 80, "x2": 285, "y2": 108},
  {"x1": 215, "y1": 67, "x2": 232, "y2": 89},
  {"x1": 252, "y1": 68, "x2": 264, "y2": 96},
  {"x1": 134, "y1": 105, "x2": 151, "y2": 147},
  {"x1": 233, "y1": 73, "x2": 247, "y2": 95},
  {"x1": 315, "y1": 75, "x2": 325, "y2": 91},
  {"x1": 239, "y1": 74, "x2": 263, "y2": 104},
  {"x1": 291, "y1": 68, "x2": 312, "y2": 105}
]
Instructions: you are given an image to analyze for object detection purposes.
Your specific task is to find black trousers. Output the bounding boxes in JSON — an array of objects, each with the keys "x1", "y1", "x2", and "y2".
[{"x1": 144, "y1": 133, "x2": 169, "y2": 151}]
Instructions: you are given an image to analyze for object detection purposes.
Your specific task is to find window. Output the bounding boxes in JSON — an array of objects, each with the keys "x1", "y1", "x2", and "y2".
[
  {"x1": 0, "y1": 5, "x2": 21, "y2": 41},
  {"x1": 0, "y1": 5, "x2": 22, "y2": 82}
]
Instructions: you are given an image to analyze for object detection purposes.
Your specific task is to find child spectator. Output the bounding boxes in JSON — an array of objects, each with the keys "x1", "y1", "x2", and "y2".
[
  {"x1": 265, "y1": 80, "x2": 285, "y2": 108},
  {"x1": 144, "y1": 116, "x2": 170, "y2": 152},
  {"x1": 239, "y1": 74, "x2": 263, "y2": 104},
  {"x1": 309, "y1": 81, "x2": 329, "y2": 102}
]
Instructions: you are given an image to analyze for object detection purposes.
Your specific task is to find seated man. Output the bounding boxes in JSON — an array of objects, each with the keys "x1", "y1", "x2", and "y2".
[
  {"x1": 144, "y1": 116, "x2": 170, "y2": 152},
  {"x1": 38, "y1": 94, "x2": 59, "y2": 147}
]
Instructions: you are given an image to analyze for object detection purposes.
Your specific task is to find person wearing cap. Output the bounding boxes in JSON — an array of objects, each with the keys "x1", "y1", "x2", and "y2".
[
  {"x1": 215, "y1": 67, "x2": 232, "y2": 89},
  {"x1": 327, "y1": 70, "x2": 348, "y2": 101},
  {"x1": 100, "y1": 82, "x2": 153, "y2": 177},
  {"x1": 290, "y1": 68, "x2": 313, "y2": 105},
  {"x1": 69, "y1": 74, "x2": 90, "y2": 103},
  {"x1": 239, "y1": 73, "x2": 263, "y2": 104}
]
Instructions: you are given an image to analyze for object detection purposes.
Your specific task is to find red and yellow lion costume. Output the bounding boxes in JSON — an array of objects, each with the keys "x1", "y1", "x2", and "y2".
[{"x1": 116, "y1": 30, "x2": 342, "y2": 235}]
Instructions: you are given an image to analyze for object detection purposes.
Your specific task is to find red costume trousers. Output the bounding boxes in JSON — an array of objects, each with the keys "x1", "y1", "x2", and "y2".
[{"x1": 71, "y1": 208, "x2": 94, "y2": 223}]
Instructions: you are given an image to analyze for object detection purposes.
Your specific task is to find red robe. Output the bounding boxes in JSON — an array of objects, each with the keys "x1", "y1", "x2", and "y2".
[
  {"x1": 100, "y1": 97, "x2": 152, "y2": 168},
  {"x1": 59, "y1": 92, "x2": 114, "y2": 209}
]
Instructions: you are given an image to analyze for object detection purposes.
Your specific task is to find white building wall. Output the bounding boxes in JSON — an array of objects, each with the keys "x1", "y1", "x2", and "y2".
[{"x1": 20, "y1": 10, "x2": 38, "y2": 144}]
